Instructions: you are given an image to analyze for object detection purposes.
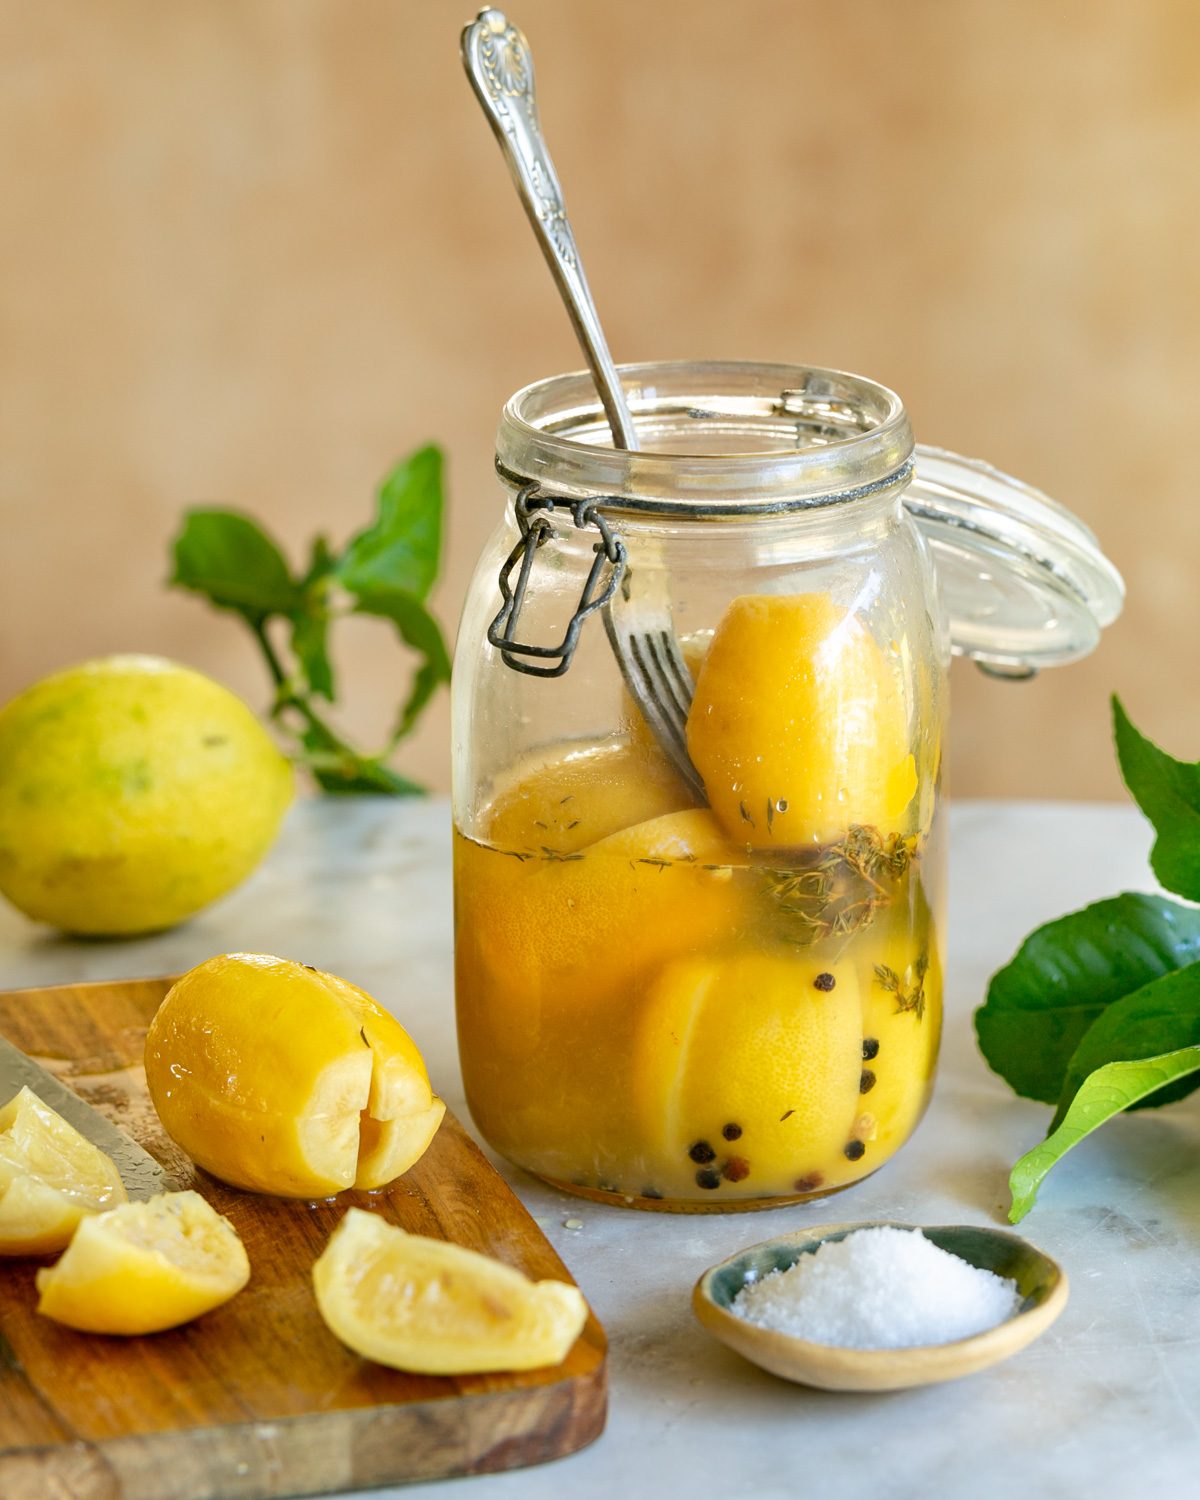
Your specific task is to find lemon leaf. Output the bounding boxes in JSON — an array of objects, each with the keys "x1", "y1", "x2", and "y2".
[
  {"x1": 289, "y1": 537, "x2": 339, "y2": 702},
  {"x1": 1114, "y1": 695, "x2": 1200, "y2": 903},
  {"x1": 340, "y1": 445, "x2": 444, "y2": 602},
  {"x1": 168, "y1": 451, "x2": 449, "y2": 797},
  {"x1": 170, "y1": 510, "x2": 301, "y2": 620},
  {"x1": 974, "y1": 893, "x2": 1200, "y2": 1105},
  {"x1": 290, "y1": 611, "x2": 334, "y2": 702},
  {"x1": 351, "y1": 588, "x2": 452, "y2": 745},
  {"x1": 300, "y1": 724, "x2": 426, "y2": 797},
  {"x1": 1009, "y1": 1047, "x2": 1200, "y2": 1221},
  {"x1": 1050, "y1": 958, "x2": 1200, "y2": 1128}
]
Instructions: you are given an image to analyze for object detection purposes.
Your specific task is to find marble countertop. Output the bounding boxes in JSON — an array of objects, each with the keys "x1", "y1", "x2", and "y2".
[{"x1": 3, "y1": 800, "x2": 1198, "y2": 1499}]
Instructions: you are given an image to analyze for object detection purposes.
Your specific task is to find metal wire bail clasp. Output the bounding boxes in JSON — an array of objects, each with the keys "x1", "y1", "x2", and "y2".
[{"x1": 488, "y1": 484, "x2": 627, "y2": 677}]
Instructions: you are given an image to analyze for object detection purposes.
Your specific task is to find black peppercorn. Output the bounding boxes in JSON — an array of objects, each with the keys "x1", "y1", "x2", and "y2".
[
  {"x1": 813, "y1": 972, "x2": 836, "y2": 992},
  {"x1": 862, "y1": 1037, "x2": 880, "y2": 1061},
  {"x1": 688, "y1": 1140, "x2": 716, "y2": 1164},
  {"x1": 721, "y1": 1122, "x2": 743, "y2": 1141},
  {"x1": 860, "y1": 1069, "x2": 877, "y2": 1094},
  {"x1": 695, "y1": 1168, "x2": 721, "y2": 1190},
  {"x1": 844, "y1": 1140, "x2": 866, "y2": 1161}
]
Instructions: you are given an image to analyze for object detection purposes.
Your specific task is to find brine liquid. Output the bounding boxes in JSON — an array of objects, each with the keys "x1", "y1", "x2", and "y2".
[{"x1": 454, "y1": 754, "x2": 943, "y2": 1211}]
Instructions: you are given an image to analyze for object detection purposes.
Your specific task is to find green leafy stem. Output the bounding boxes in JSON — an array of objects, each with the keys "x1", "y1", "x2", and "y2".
[
  {"x1": 975, "y1": 696, "x2": 1200, "y2": 1220},
  {"x1": 169, "y1": 445, "x2": 451, "y2": 795},
  {"x1": 1008, "y1": 1047, "x2": 1200, "y2": 1221}
]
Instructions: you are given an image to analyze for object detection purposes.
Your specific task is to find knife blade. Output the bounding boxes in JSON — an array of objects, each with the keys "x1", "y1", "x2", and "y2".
[{"x1": 0, "y1": 1033, "x2": 175, "y2": 1200}]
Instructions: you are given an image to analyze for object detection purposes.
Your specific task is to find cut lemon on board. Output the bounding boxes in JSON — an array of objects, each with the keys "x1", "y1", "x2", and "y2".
[
  {"x1": 144, "y1": 954, "x2": 445, "y2": 1198},
  {"x1": 313, "y1": 1208, "x2": 589, "y2": 1374},
  {"x1": 35, "y1": 1190, "x2": 250, "y2": 1334},
  {"x1": 0, "y1": 1086, "x2": 127, "y2": 1255}
]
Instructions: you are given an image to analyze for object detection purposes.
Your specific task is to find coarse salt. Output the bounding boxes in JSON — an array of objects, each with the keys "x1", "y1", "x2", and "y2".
[{"x1": 731, "y1": 1226, "x2": 1022, "y2": 1349}]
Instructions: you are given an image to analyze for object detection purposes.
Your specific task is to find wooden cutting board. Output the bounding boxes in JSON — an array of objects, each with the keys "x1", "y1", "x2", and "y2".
[{"x1": 0, "y1": 977, "x2": 607, "y2": 1500}]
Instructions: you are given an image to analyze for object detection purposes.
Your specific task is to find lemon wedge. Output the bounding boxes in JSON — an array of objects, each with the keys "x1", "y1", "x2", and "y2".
[
  {"x1": 687, "y1": 592, "x2": 917, "y2": 847},
  {"x1": 633, "y1": 951, "x2": 866, "y2": 1198},
  {"x1": 35, "y1": 1190, "x2": 250, "y2": 1334},
  {"x1": 0, "y1": 1086, "x2": 127, "y2": 1255},
  {"x1": 482, "y1": 737, "x2": 692, "y2": 855},
  {"x1": 313, "y1": 1208, "x2": 588, "y2": 1374},
  {"x1": 144, "y1": 954, "x2": 445, "y2": 1198}
]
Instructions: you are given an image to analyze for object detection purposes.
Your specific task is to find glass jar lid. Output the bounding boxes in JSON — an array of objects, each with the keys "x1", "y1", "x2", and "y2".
[
  {"x1": 496, "y1": 362, "x2": 1124, "y2": 675},
  {"x1": 906, "y1": 445, "x2": 1125, "y2": 675}
]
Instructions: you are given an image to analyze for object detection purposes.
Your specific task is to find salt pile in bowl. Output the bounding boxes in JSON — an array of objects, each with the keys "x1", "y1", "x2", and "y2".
[{"x1": 731, "y1": 1227, "x2": 1022, "y2": 1349}]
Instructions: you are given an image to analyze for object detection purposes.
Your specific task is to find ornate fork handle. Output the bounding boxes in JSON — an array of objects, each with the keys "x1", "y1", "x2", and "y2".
[{"x1": 461, "y1": 8, "x2": 639, "y2": 451}]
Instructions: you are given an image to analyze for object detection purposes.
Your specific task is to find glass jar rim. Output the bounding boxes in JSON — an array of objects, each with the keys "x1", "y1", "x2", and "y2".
[{"x1": 496, "y1": 359, "x2": 915, "y2": 514}]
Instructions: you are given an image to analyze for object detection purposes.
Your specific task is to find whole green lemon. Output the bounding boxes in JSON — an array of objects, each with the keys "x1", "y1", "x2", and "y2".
[{"x1": 0, "y1": 656, "x2": 293, "y2": 935}]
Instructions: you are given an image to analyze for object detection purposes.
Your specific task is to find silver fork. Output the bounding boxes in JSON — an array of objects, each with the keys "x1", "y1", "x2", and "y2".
[{"x1": 461, "y1": 7, "x2": 705, "y2": 801}]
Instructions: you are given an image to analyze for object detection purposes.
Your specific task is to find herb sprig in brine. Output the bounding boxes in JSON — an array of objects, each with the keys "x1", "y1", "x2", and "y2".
[
  {"x1": 763, "y1": 823, "x2": 918, "y2": 945},
  {"x1": 875, "y1": 953, "x2": 929, "y2": 1020}
]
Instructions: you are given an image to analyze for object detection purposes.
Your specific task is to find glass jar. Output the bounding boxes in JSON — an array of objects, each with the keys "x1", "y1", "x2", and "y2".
[{"x1": 452, "y1": 360, "x2": 1122, "y2": 1212}]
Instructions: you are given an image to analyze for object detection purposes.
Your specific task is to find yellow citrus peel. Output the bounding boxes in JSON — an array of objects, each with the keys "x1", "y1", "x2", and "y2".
[
  {"x1": 145, "y1": 954, "x2": 445, "y2": 1198},
  {"x1": 35, "y1": 1190, "x2": 249, "y2": 1334},
  {"x1": 313, "y1": 1207, "x2": 588, "y2": 1374},
  {"x1": 687, "y1": 593, "x2": 916, "y2": 847},
  {"x1": 0, "y1": 1086, "x2": 128, "y2": 1255}
]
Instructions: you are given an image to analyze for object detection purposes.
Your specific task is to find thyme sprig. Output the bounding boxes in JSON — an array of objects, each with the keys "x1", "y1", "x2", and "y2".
[
  {"x1": 875, "y1": 953, "x2": 929, "y2": 1020},
  {"x1": 763, "y1": 823, "x2": 918, "y2": 945}
]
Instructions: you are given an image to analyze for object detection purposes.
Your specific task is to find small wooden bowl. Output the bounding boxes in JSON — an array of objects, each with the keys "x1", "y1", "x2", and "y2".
[{"x1": 693, "y1": 1220, "x2": 1068, "y2": 1392}]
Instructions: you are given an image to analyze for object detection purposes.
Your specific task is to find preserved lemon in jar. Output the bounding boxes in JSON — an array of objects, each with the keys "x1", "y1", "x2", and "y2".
[
  {"x1": 454, "y1": 361, "x2": 1117, "y2": 1209},
  {"x1": 456, "y1": 587, "x2": 942, "y2": 1207}
]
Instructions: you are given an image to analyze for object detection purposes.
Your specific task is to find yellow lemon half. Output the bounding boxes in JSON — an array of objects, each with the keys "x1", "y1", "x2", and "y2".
[
  {"x1": 35, "y1": 1190, "x2": 249, "y2": 1334},
  {"x1": 456, "y1": 805, "x2": 751, "y2": 1166},
  {"x1": 482, "y1": 736, "x2": 694, "y2": 854},
  {"x1": 0, "y1": 1087, "x2": 127, "y2": 1255},
  {"x1": 0, "y1": 655, "x2": 293, "y2": 935},
  {"x1": 459, "y1": 805, "x2": 749, "y2": 1024},
  {"x1": 632, "y1": 950, "x2": 866, "y2": 1200},
  {"x1": 313, "y1": 1208, "x2": 588, "y2": 1374},
  {"x1": 686, "y1": 593, "x2": 917, "y2": 848},
  {"x1": 145, "y1": 954, "x2": 445, "y2": 1198}
]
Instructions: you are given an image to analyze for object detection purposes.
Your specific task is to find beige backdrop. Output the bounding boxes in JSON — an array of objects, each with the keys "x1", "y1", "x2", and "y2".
[{"x1": 2, "y1": 0, "x2": 1198, "y2": 800}]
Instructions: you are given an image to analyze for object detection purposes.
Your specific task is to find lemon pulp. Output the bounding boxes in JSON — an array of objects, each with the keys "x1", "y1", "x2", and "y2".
[
  {"x1": 0, "y1": 1086, "x2": 127, "y2": 1255},
  {"x1": 313, "y1": 1208, "x2": 588, "y2": 1374},
  {"x1": 35, "y1": 1190, "x2": 250, "y2": 1334}
]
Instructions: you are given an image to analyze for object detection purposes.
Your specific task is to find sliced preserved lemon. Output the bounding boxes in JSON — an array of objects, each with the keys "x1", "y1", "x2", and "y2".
[
  {"x1": 35, "y1": 1190, "x2": 249, "y2": 1334},
  {"x1": 455, "y1": 806, "x2": 751, "y2": 1156},
  {"x1": 483, "y1": 737, "x2": 694, "y2": 854},
  {"x1": 458, "y1": 805, "x2": 748, "y2": 1024},
  {"x1": 632, "y1": 950, "x2": 866, "y2": 1198},
  {"x1": 686, "y1": 592, "x2": 917, "y2": 848},
  {"x1": 0, "y1": 1086, "x2": 127, "y2": 1255},
  {"x1": 313, "y1": 1208, "x2": 588, "y2": 1374},
  {"x1": 144, "y1": 954, "x2": 445, "y2": 1198}
]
